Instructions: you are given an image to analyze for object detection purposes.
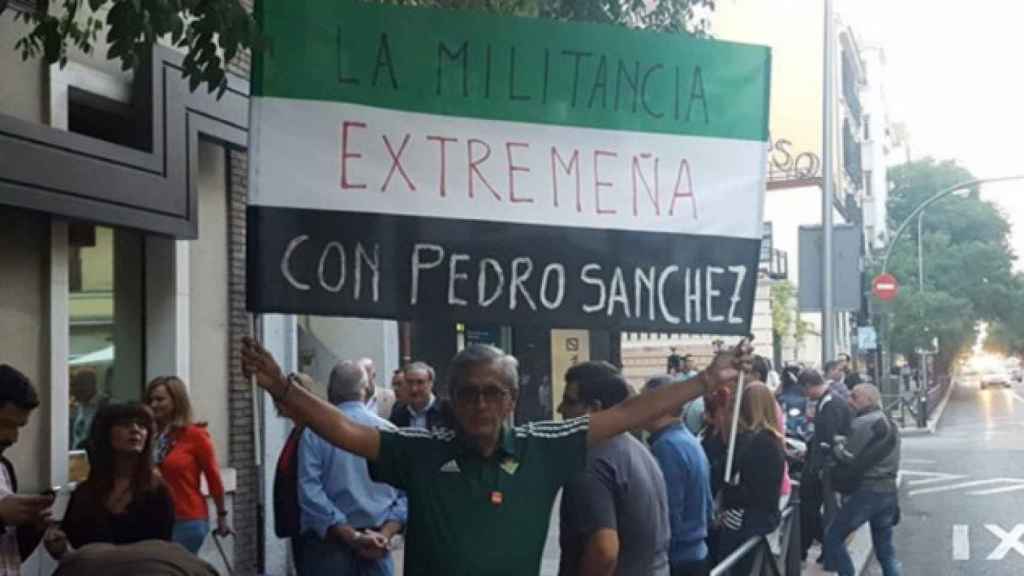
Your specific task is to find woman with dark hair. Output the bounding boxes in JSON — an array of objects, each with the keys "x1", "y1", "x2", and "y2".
[
  {"x1": 145, "y1": 376, "x2": 231, "y2": 554},
  {"x1": 43, "y1": 402, "x2": 174, "y2": 560}
]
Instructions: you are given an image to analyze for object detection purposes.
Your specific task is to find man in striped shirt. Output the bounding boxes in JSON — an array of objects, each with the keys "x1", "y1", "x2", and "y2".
[{"x1": 243, "y1": 339, "x2": 749, "y2": 576}]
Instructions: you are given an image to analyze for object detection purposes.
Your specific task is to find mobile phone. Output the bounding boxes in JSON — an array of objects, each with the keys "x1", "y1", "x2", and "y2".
[{"x1": 47, "y1": 483, "x2": 76, "y2": 522}]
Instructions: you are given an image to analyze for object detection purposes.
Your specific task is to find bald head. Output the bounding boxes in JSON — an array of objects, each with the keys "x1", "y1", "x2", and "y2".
[
  {"x1": 850, "y1": 383, "x2": 881, "y2": 413},
  {"x1": 329, "y1": 361, "x2": 368, "y2": 405}
]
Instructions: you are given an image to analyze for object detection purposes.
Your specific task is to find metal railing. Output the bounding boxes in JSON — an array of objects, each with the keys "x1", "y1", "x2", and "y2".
[{"x1": 710, "y1": 495, "x2": 802, "y2": 576}]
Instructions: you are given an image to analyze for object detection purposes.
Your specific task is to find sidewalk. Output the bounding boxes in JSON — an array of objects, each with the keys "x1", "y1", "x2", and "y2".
[
  {"x1": 801, "y1": 524, "x2": 873, "y2": 576},
  {"x1": 899, "y1": 378, "x2": 956, "y2": 437},
  {"x1": 802, "y1": 379, "x2": 944, "y2": 576}
]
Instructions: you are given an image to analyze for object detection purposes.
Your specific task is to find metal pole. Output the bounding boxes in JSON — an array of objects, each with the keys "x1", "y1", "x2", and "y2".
[
  {"x1": 723, "y1": 371, "x2": 747, "y2": 485},
  {"x1": 918, "y1": 352, "x2": 928, "y2": 428},
  {"x1": 880, "y1": 175, "x2": 1024, "y2": 276},
  {"x1": 822, "y1": 0, "x2": 835, "y2": 365},
  {"x1": 917, "y1": 212, "x2": 924, "y2": 291}
]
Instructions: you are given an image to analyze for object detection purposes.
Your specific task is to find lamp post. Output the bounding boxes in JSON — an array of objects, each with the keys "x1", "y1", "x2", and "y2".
[
  {"x1": 880, "y1": 176, "x2": 1024, "y2": 276},
  {"x1": 821, "y1": 0, "x2": 836, "y2": 366},
  {"x1": 878, "y1": 175, "x2": 1024, "y2": 400}
]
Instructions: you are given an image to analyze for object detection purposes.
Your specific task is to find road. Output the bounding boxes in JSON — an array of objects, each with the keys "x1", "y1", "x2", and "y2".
[{"x1": 866, "y1": 376, "x2": 1024, "y2": 575}]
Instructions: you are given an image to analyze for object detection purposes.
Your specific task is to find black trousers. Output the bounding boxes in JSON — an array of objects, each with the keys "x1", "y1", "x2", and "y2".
[{"x1": 800, "y1": 474, "x2": 824, "y2": 559}]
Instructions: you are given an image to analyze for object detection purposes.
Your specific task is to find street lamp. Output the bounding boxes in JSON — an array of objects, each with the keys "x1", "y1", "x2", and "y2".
[
  {"x1": 880, "y1": 175, "x2": 1024, "y2": 277},
  {"x1": 877, "y1": 175, "x2": 1024, "y2": 400}
]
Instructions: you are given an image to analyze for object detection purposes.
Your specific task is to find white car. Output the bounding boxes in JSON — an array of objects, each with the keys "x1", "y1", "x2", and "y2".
[{"x1": 980, "y1": 371, "x2": 1012, "y2": 389}]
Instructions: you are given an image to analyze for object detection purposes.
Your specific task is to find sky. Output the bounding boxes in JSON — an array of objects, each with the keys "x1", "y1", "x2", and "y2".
[{"x1": 840, "y1": 0, "x2": 1024, "y2": 267}]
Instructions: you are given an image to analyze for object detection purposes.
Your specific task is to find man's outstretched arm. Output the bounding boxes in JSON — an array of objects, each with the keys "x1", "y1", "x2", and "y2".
[
  {"x1": 587, "y1": 341, "x2": 752, "y2": 446},
  {"x1": 242, "y1": 337, "x2": 381, "y2": 461}
]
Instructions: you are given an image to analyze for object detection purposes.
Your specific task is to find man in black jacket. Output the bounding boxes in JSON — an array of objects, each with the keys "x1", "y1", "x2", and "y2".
[
  {"x1": 799, "y1": 368, "x2": 853, "y2": 562},
  {"x1": 389, "y1": 362, "x2": 454, "y2": 430},
  {"x1": 822, "y1": 384, "x2": 902, "y2": 576},
  {"x1": 0, "y1": 365, "x2": 53, "y2": 571}
]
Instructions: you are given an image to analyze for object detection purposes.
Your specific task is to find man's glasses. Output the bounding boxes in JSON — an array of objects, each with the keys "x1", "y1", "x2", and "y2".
[{"x1": 454, "y1": 384, "x2": 508, "y2": 405}]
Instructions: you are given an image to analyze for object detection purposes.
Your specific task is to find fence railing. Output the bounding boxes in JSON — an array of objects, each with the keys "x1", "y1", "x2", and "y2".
[{"x1": 710, "y1": 493, "x2": 802, "y2": 576}]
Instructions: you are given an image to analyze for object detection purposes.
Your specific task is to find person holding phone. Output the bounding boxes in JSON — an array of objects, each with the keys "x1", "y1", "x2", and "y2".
[
  {"x1": 146, "y1": 376, "x2": 231, "y2": 554},
  {"x1": 0, "y1": 365, "x2": 53, "y2": 574},
  {"x1": 43, "y1": 403, "x2": 175, "y2": 560}
]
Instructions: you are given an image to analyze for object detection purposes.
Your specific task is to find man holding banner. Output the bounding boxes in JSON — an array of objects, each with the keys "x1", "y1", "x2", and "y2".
[{"x1": 242, "y1": 337, "x2": 749, "y2": 575}]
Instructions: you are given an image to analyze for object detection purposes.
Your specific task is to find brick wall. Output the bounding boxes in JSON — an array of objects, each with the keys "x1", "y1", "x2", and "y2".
[
  {"x1": 228, "y1": 149, "x2": 258, "y2": 574},
  {"x1": 228, "y1": 0, "x2": 254, "y2": 79}
]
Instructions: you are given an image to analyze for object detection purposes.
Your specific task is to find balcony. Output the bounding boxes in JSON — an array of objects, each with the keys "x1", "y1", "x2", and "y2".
[{"x1": 760, "y1": 248, "x2": 788, "y2": 280}]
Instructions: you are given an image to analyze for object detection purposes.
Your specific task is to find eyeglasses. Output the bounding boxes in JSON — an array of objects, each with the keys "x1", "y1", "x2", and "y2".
[
  {"x1": 454, "y1": 384, "x2": 508, "y2": 405},
  {"x1": 112, "y1": 418, "x2": 148, "y2": 429}
]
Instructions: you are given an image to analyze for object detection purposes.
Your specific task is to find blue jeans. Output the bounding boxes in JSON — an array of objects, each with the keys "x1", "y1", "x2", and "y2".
[
  {"x1": 173, "y1": 519, "x2": 210, "y2": 554},
  {"x1": 824, "y1": 489, "x2": 902, "y2": 576},
  {"x1": 298, "y1": 531, "x2": 394, "y2": 576}
]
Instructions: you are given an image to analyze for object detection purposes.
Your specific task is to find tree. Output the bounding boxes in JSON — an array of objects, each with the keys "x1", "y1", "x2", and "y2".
[
  {"x1": 2, "y1": 0, "x2": 714, "y2": 96},
  {"x1": 770, "y1": 280, "x2": 796, "y2": 367},
  {"x1": 4, "y1": 0, "x2": 259, "y2": 95},
  {"x1": 881, "y1": 157, "x2": 1021, "y2": 375}
]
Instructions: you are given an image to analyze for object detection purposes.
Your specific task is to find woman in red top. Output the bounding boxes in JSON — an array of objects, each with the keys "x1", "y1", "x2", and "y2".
[{"x1": 146, "y1": 376, "x2": 231, "y2": 554}]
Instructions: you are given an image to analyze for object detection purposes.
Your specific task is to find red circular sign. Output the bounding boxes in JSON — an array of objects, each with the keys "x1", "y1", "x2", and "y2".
[{"x1": 872, "y1": 273, "x2": 899, "y2": 301}]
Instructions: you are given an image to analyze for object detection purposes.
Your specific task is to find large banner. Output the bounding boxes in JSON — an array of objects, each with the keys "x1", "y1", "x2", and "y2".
[{"x1": 247, "y1": 0, "x2": 771, "y2": 334}]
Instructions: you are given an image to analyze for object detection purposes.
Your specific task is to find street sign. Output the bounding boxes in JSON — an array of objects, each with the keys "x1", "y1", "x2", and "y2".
[
  {"x1": 857, "y1": 326, "x2": 878, "y2": 350},
  {"x1": 872, "y1": 273, "x2": 899, "y2": 301}
]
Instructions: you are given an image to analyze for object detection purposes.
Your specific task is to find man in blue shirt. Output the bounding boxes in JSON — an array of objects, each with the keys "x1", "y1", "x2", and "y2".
[
  {"x1": 298, "y1": 361, "x2": 407, "y2": 576},
  {"x1": 643, "y1": 376, "x2": 714, "y2": 576}
]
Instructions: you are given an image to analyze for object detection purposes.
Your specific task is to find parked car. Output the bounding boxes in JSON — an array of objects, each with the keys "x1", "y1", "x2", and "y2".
[{"x1": 980, "y1": 371, "x2": 1012, "y2": 389}]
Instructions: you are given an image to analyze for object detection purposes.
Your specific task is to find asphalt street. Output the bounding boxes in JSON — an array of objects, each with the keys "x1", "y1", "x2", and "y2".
[{"x1": 866, "y1": 376, "x2": 1024, "y2": 575}]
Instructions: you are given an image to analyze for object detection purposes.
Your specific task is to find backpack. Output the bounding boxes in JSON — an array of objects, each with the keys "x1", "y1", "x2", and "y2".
[{"x1": 831, "y1": 415, "x2": 897, "y2": 495}]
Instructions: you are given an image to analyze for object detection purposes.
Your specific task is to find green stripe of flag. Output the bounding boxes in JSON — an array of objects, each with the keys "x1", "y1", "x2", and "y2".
[{"x1": 254, "y1": 0, "x2": 771, "y2": 141}]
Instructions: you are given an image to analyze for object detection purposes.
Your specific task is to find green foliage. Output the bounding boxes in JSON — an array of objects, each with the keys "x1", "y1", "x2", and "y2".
[
  {"x1": 4, "y1": 0, "x2": 714, "y2": 98},
  {"x1": 8, "y1": 0, "x2": 261, "y2": 96},
  {"x1": 770, "y1": 280, "x2": 795, "y2": 340},
  {"x1": 881, "y1": 157, "x2": 1022, "y2": 372}
]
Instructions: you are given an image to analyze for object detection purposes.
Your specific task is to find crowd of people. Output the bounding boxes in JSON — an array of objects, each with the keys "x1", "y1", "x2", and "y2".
[
  {"x1": 248, "y1": 341, "x2": 901, "y2": 576},
  {"x1": 0, "y1": 341, "x2": 900, "y2": 576},
  {"x1": 0, "y1": 366, "x2": 228, "y2": 574}
]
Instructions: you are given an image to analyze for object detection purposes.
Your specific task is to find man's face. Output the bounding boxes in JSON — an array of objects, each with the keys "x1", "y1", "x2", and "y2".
[
  {"x1": 405, "y1": 369, "x2": 433, "y2": 411},
  {"x1": 70, "y1": 375, "x2": 97, "y2": 403},
  {"x1": 807, "y1": 383, "x2": 827, "y2": 401},
  {"x1": 392, "y1": 372, "x2": 407, "y2": 404},
  {"x1": 557, "y1": 381, "x2": 589, "y2": 419},
  {"x1": 453, "y1": 363, "x2": 514, "y2": 443},
  {"x1": 828, "y1": 365, "x2": 843, "y2": 382},
  {"x1": 0, "y1": 404, "x2": 32, "y2": 453},
  {"x1": 849, "y1": 387, "x2": 872, "y2": 412}
]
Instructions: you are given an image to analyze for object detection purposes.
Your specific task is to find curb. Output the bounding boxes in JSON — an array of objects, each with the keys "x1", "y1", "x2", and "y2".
[
  {"x1": 898, "y1": 379, "x2": 957, "y2": 437},
  {"x1": 927, "y1": 378, "x2": 956, "y2": 434}
]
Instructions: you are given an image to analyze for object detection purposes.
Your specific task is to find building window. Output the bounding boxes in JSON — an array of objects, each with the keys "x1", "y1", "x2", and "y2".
[
  {"x1": 864, "y1": 170, "x2": 873, "y2": 198},
  {"x1": 760, "y1": 222, "x2": 773, "y2": 263},
  {"x1": 68, "y1": 225, "x2": 145, "y2": 451},
  {"x1": 863, "y1": 116, "x2": 871, "y2": 140},
  {"x1": 843, "y1": 119, "x2": 862, "y2": 183}
]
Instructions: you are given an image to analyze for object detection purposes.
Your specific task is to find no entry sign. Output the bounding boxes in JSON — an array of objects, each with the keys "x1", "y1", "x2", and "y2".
[
  {"x1": 247, "y1": 0, "x2": 771, "y2": 334},
  {"x1": 872, "y1": 273, "x2": 899, "y2": 301}
]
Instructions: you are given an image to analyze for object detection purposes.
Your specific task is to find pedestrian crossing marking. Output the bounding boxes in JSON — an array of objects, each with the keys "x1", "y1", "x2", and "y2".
[
  {"x1": 968, "y1": 484, "x2": 1024, "y2": 496},
  {"x1": 953, "y1": 524, "x2": 970, "y2": 560},
  {"x1": 910, "y1": 478, "x2": 1024, "y2": 497},
  {"x1": 986, "y1": 524, "x2": 1024, "y2": 560}
]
